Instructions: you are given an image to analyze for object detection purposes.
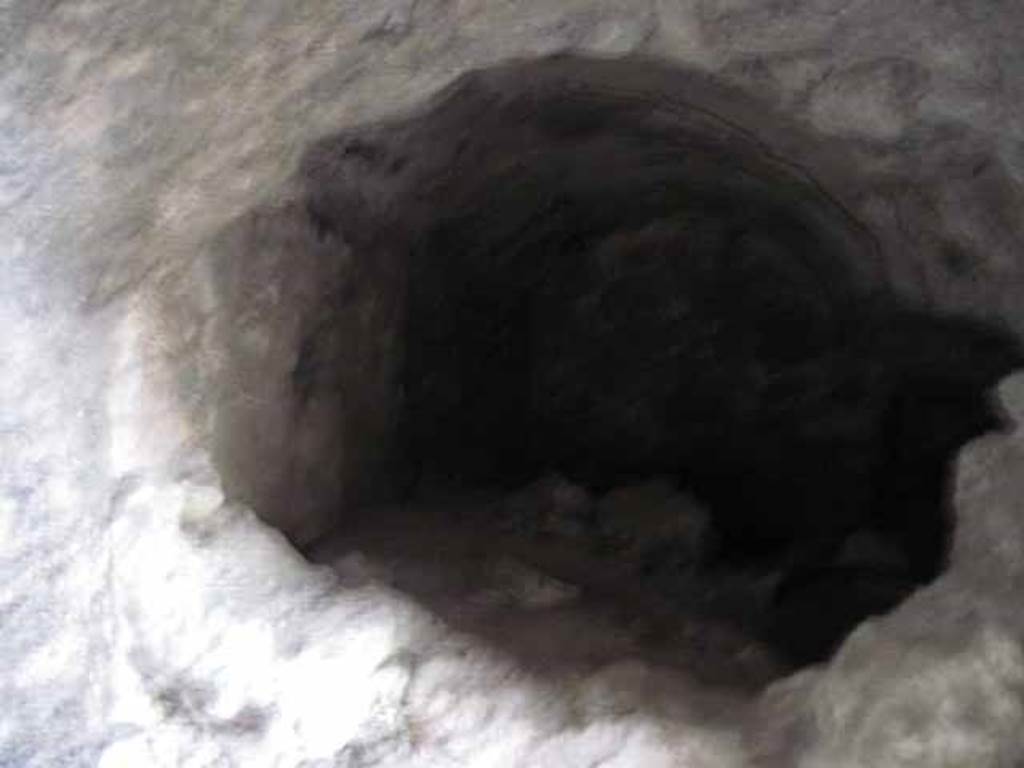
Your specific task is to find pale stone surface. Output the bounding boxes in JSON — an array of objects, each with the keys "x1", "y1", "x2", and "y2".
[
  {"x1": 95, "y1": 476, "x2": 753, "y2": 768},
  {"x1": 3, "y1": 1, "x2": 1024, "y2": 766}
]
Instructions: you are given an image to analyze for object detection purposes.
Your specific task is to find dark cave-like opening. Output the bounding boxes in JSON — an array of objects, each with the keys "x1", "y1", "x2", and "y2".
[{"x1": 299, "y1": 56, "x2": 1024, "y2": 666}]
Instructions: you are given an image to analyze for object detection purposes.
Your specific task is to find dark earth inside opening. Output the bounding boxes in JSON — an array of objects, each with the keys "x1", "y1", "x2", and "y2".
[{"x1": 300, "y1": 57, "x2": 1024, "y2": 667}]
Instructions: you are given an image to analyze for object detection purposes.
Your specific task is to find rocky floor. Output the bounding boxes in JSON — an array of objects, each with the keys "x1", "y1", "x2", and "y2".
[
  {"x1": 306, "y1": 473, "x2": 922, "y2": 685},
  {"x1": 309, "y1": 496, "x2": 783, "y2": 688}
]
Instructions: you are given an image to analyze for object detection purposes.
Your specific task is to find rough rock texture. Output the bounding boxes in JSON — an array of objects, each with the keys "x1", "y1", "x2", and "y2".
[
  {"x1": 750, "y1": 373, "x2": 1024, "y2": 768},
  {"x1": 3, "y1": 2, "x2": 1024, "y2": 767},
  {"x1": 302, "y1": 59, "x2": 1019, "y2": 591}
]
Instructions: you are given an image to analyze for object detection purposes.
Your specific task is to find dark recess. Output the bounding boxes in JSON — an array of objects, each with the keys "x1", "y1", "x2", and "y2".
[{"x1": 300, "y1": 56, "x2": 1023, "y2": 664}]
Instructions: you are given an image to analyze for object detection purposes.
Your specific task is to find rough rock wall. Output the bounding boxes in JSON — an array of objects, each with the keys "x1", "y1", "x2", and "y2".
[
  {"x1": 2, "y1": 1, "x2": 1024, "y2": 766},
  {"x1": 751, "y1": 373, "x2": 1024, "y2": 768}
]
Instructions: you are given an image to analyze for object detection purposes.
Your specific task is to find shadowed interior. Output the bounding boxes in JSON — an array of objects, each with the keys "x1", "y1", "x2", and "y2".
[{"x1": 294, "y1": 57, "x2": 1024, "y2": 665}]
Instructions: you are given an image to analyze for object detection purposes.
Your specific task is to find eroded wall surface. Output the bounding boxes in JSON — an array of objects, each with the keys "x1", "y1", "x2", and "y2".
[{"x1": 3, "y1": 1, "x2": 1024, "y2": 765}]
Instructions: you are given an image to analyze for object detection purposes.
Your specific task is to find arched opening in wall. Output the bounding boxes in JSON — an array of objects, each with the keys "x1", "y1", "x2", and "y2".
[{"x1": 210, "y1": 56, "x2": 1024, "y2": 680}]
